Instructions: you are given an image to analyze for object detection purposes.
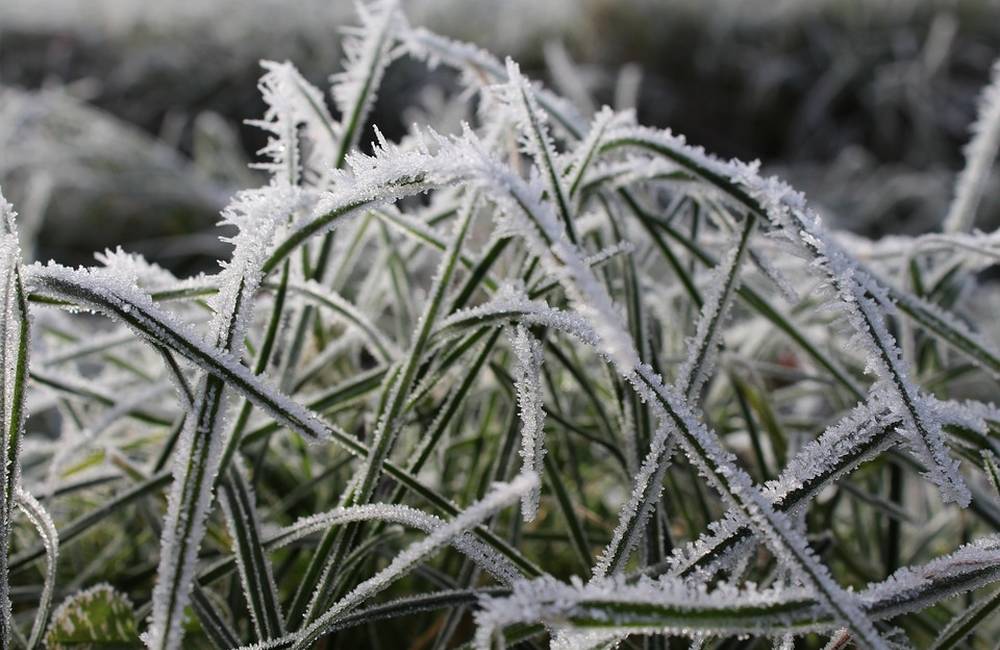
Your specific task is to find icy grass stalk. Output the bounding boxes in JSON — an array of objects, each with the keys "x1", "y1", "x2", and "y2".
[
  {"x1": 372, "y1": 206, "x2": 495, "y2": 288},
  {"x1": 0, "y1": 193, "x2": 28, "y2": 650},
  {"x1": 259, "y1": 129, "x2": 472, "y2": 277},
  {"x1": 25, "y1": 268, "x2": 423, "y2": 493},
  {"x1": 657, "y1": 199, "x2": 1000, "y2": 380},
  {"x1": 629, "y1": 364, "x2": 889, "y2": 648},
  {"x1": 634, "y1": 209, "x2": 866, "y2": 396},
  {"x1": 509, "y1": 326, "x2": 546, "y2": 520},
  {"x1": 565, "y1": 107, "x2": 621, "y2": 200},
  {"x1": 405, "y1": 16, "x2": 1000, "y2": 390},
  {"x1": 280, "y1": 280, "x2": 400, "y2": 362},
  {"x1": 668, "y1": 401, "x2": 900, "y2": 577},
  {"x1": 599, "y1": 127, "x2": 1000, "y2": 380},
  {"x1": 759, "y1": 186, "x2": 972, "y2": 505},
  {"x1": 461, "y1": 133, "x2": 639, "y2": 371},
  {"x1": 983, "y1": 450, "x2": 1000, "y2": 497},
  {"x1": 888, "y1": 286, "x2": 1000, "y2": 380},
  {"x1": 845, "y1": 279, "x2": 970, "y2": 506},
  {"x1": 263, "y1": 3, "x2": 405, "y2": 478},
  {"x1": 523, "y1": 208, "x2": 887, "y2": 644},
  {"x1": 591, "y1": 419, "x2": 671, "y2": 580},
  {"x1": 462, "y1": 68, "x2": 887, "y2": 646},
  {"x1": 266, "y1": 2, "x2": 405, "y2": 442},
  {"x1": 630, "y1": 366, "x2": 885, "y2": 648},
  {"x1": 288, "y1": 0, "x2": 402, "y2": 316},
  {"x1": 190, "y1": 587, "x2": 240, "y2": 649},
  {"x1": 498, "y1": 60, "x2": 577, "y2": 243},
  {"x1": 675, "y1": 215, "x2": 755, "y2": 400},
  {"x1": 145, "y1": 337, "x2": 232, "y2": 649},
  {"x1": 550, "y1": 209, "x2": 882, "y2": 643},
  {"x1": 249, "y1": 61, "x2": 332, "y2": 186},
  {"x1": 475, "y1": 576, "x2": 822, "y2": 649},
  {"x1": 14, "y1": 488, "x2": 57, "y2": 650},
  {"x1": 943, "y1": 57, "x2": 1000, "y2": 233},
  {"x1": 401, "y1": 26, "x2": 586, "y2": 137},
  {"x1": 330, "y1": 0, "x2": 404, "y2": 168},
  {"x1": 928, "y1": 587, "x2": 1000, "y2": 650},
  {"x1": 787, "y1": 221, "x2": 970, "y2": 505},
  {"x1": 27, "y1": 261, "x2": 543, "y2": 623},
  {"x1": 260, "y1": 503, "x2": 523, "y2": 585}
]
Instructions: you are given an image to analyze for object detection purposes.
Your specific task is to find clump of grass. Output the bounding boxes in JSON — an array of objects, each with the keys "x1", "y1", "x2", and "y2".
[{"x1": 2, "y1": 2, "x2": 1000, "y2": 648}]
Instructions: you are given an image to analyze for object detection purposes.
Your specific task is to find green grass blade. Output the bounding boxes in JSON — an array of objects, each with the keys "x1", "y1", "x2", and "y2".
[
  {"x1": 220, "y1": 464, "x2": 285, "y2": 641},
  {"x1": 190, "y1": 585, "x2": 241, "y2": 650}
]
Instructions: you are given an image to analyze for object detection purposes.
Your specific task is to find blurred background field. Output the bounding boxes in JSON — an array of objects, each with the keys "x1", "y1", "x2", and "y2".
[{"x1": 2, "y1": 0, "x2": 999, "y2": 273}]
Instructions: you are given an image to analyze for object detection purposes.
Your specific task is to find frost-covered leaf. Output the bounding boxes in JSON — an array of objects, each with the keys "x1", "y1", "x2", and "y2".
[
  {"x1": 496, "y1": 59, "x2": 577, "y2": 242},
  {"x1": 928, "y1": 587, "x2": 1000, "y2": 650},
  {"x1": 45, "y1": 585, "x2": 140, "y2": 650},
  {"x1": 293, "y1": 190, "x2": 481, "y2": 625},
  {"x1": 600, "y1": 123, "x2": 972, "y2": 507}
]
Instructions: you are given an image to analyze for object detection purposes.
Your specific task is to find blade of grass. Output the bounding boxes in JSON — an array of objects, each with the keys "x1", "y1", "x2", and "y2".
[{"x1": 1, "y1": 200, "x2": 30, "y2": 650}]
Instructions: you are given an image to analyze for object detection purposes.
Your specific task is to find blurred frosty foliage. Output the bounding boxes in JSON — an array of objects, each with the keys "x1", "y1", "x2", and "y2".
[{"x1": 1, "y1": 0, "x2": 999, "y2": 267}]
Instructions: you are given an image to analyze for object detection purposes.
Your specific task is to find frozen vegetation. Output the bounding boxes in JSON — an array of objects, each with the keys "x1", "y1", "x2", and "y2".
[{"x1": 0, "y1": 1, "x2": 1000, "y2": 648}]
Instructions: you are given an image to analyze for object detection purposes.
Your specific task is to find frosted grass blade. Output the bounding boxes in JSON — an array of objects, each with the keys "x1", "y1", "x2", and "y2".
[
  {"x1": 14, "y1": 488, "x2": 57, "y2": 650},
  {"x1": 0, "y1": 193, "x2": 29, "y2": 650}
]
